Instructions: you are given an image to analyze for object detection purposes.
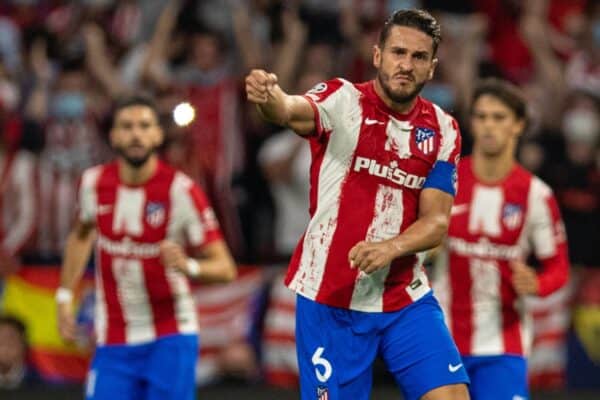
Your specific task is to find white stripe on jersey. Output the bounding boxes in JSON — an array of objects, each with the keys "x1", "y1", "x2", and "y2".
[
  {"x1": 289, "y1": 81, "x2": 363, "y2": 298},
  {"x1": 112, "y1": 258, "x2": 156, "y2": 343},
  {"x1": 94, "y1": 251, "x2": 108, "y2": 345},
  {"x1": 528, "y1": 178, "x2": 556, "y2": 258},
  {"x1": 79, "y1": 166, "x2": 102, "y2": 223},
  {"x1": 350, "y1": 185, "x2": 403, "y2": 311},
  {"x1": 433, "y1": 105, "x2": 458, "y2": 162},
  {"x1": 165, "y1": 267, "x2": 198, "y2": 334},
  {"x1": 168, "y1": 172, "x2": 206, "y2": 247},
  {"x1": 470, "y1": 258, "x2": 503, "y2": 354},
  {"x1": 113, "y1": 187, "x2": 145, "y2": 235}
]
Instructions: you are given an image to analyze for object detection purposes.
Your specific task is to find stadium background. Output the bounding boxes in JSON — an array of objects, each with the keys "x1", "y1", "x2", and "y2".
[{"x1": 0, "y1": 0, "x2": 597, "y2": 399}]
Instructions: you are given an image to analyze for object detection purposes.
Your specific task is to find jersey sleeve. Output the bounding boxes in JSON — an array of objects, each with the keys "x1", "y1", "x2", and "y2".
[
  {"x1": 527, "y1": 179, "x2": 570, "y2": 296},
  {"x1": 77, "y1": 166, "x2": 102, "y2": 225},
  {"x1": 171, "y1": 173, "x2": 223, "y2": 249},
  {"x1": 423, "y1": 107, "x2": 462, "y2": 195},
  {"x1": 302, "y1": 78, "x2": 347, "y2": 140}
]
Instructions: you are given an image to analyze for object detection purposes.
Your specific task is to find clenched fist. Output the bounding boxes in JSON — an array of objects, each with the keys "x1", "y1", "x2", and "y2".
[
  {"x1": 245, "y1": 69, "x2": 279, "y2": 104},
  {"x1": 510, "y1": 260, "x2": 539, "y2": 296}
]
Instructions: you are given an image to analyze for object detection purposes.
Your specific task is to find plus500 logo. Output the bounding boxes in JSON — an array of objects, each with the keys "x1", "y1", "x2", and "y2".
[{"x1": 353, "y1": 156, "x2": 425, "y2": 189}]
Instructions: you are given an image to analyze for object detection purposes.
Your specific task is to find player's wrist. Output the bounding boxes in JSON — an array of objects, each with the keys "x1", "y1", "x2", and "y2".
[
  {"x1": 55, "y1": 287, "x2": 74, "y2": 304},
  {"x1": 186, "y1": 258, "x2": 202, "y2": 279}
]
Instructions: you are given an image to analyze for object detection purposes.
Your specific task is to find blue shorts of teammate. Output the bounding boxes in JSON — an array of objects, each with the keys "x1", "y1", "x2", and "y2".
[
  {"x1": 85, "y1": 334, "x2": 199, "y2": 400},
  {"x1": 295, "y1": 293, "x2": 469, "y2": 400},
  {"x1": 462, "y1": 354, "x2": 528, "y2": 400}
]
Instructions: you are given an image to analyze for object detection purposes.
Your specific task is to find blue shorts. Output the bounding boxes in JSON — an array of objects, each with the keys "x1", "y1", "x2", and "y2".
[
  {"x1": 295, "y1": 293, "x2": 469, "y2": 400},
  {"x1": 85, "y1": 334, "x2": 199, "y2": 400},
  {"x1": 462, "y1": 355, "x2": 528, "y2": 400}
]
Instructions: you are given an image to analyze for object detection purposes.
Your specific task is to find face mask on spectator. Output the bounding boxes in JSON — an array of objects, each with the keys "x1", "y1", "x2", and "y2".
[
  {"x1": 562, "y1": 107, "x2": 599, "y2": 145},
  {"x1": 51, "y1": 92, "x2": 86, "y2": 120}
]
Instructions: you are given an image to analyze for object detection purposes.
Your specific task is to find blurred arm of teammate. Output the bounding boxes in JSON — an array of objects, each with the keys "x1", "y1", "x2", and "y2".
[
  {"x1": 160, "y1": 239, "x2": 237, "y2": 283},
  {"x1": 349, "y1": 188, "x2": 453, "y2": 274},
  {"x1": 245, "y1": 69, "x2": 316, "y2": 136},
  {"x1": 57, "y1": 220, "x2": 96, "y2": 342}
]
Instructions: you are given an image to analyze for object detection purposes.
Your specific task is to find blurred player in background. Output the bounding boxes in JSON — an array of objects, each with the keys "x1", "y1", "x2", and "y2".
[
  {"x1": 56, "y1": 95, "x2": 236, "y2": 400},
  {"x1": 432, "y1": 78, "x2": 570, "y2": 400},
  {"x1": 246, "y1": 9, "x2": 468, "y2": 400}
]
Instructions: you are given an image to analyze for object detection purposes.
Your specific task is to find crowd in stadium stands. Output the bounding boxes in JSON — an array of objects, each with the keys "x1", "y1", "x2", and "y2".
[{"x1": 0, "y1": 0, "x2": 597, "y2": 392}]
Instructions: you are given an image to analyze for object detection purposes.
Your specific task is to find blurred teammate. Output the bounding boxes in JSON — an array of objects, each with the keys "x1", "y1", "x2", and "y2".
[
  {"x1": 246, "y1": 9, "x2": 468, "y2": 400},
  {"x1": 432, "y1": 79, "x2": 569, "y2": 400},
  {"x1": 56, "y1": 95, "x2": 236, "y2": 400}
]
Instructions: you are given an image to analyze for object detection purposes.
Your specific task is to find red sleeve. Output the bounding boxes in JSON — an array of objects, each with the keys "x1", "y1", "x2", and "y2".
[{"x1": 536, "y1": 195, "x2": 570, "y2": 296}]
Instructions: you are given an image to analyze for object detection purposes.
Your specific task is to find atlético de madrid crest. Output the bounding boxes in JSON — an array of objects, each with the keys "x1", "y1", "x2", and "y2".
[
  {"x1": 146, "y1": 202, "x2": 166, "y2": 227},
  {"x1": 415, "y1": 127, "x2": 435, "y2": 155},
  {"x1": 502, "y1": 203, "x2": 523, "y2": 230}
]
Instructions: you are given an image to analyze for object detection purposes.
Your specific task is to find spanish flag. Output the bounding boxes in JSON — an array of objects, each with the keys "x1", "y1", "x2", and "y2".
[{"x1": 1, "y1": 266, "x2": 94, "y2": 382}]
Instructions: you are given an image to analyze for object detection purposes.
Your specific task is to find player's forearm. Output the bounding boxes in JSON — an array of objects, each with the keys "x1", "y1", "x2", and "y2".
[
  {"x1": 60, "y1": 229, "x2": 96, "y2": 290},
  {"x1": 192, "y1": 256, "x2": 237, "y2": 283},
  {"x1": 389, "y1": 214, "x2": 449, "y2": 259}
]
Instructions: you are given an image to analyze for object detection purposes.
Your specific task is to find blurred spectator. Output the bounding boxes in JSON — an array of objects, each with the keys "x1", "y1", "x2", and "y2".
[
  {"x1": 258, "y1": 71, "x2": 325, "y2": 261},
  {"x1": 143, "y1": 0, "x2": 264, "y2": 258},
  {"x1": 24, "y1": 50, "x2": 110, "y2": 261},
  {"x1": 0, "y1": 315, "x2": 33, "y2": 389},
  {"x1": 0, "y1": 62, "x2": 35, "y2": 276}
]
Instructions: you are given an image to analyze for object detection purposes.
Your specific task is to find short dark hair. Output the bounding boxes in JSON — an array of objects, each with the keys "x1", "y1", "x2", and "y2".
[
  {"x1": 378, "y1": 9, "x2": 442, "y2": 55},
  {"x1": 471, "y1": 78, "x2": 528, "y2": 121},
  {"x1": 0, "y1": 314, "x2": 27, "y2": 348},
  {"x1": 112, "y1": 94, "x2": 160, "y2": 128}
]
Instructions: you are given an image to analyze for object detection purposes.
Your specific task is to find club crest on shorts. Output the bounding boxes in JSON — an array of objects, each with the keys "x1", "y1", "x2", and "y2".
[
  {"x1": 146, "y1": 202, "x2": 166, "y2": 227},
  {"x1": 415, "y1": 127, "x2": 435, "y2": 155},
  {"x1": 502, "y1": 203, "x2": 522, "y2": 230},
  {"x1": 317, "y1": 386, "x2": 329, "y2": 400}
]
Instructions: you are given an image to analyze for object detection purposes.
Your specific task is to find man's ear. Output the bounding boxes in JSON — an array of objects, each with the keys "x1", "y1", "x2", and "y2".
[
  {"x1": 428, "y1": 58, "x2": 438, "y2": 80},
  {"x1": 373, "y1": 45, "x2": 382, "y2": 69}
]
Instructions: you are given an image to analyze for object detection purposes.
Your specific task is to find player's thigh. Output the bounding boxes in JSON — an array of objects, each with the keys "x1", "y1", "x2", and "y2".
[
  {"x1": 295, "y1": 295, "x2": 377, "y2": 400},
  {"x1": 380, "y1": 294, "x2": 469, "y2": 400},
  {"x1": 145, "y1": 334, "x2": 199, "y2": 400},
  {"x1": 86, "y1": 347, "x2": 144, "y2": 400},
  {"x1": 463, "y1": 355, "x2": 528, "y2": 400}
]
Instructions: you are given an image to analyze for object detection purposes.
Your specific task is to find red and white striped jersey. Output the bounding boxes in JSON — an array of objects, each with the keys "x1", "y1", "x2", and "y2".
[
  {"x1": 285, "y1": 78, "x2": 461, "y2": 312},
  {"x1": 433, "y1": 157, "x2": 569, "y2": 357},
  {"x1": 78, "y1": 160, "x2": 222, "y2": 345}
]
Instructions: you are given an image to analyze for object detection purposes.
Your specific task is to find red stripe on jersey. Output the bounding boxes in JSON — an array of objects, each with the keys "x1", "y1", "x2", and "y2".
[
  {"x1": 499, "y1": 262, "x2": 522, "y2": 354},
  {"x1": 284, "y1": 129, "x2": 330, "y2": 288},
  {"x1": 449, "y1": 253, "x2": 473, "y2": 354},
  {"x1": 143, "y1": 257, "x2": 178, "y2": 336},
  {"x1": 382, "y1": 257, "x2": 418, "y2": 310},
  {"x1": 99, "y1": 249, "x2": 126, "y2": 344}
]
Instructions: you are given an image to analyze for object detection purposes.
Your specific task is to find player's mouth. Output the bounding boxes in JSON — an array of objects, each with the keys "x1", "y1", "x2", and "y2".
[{"x1": 392, "y1": 74, "x2": 413, "y2": 83}]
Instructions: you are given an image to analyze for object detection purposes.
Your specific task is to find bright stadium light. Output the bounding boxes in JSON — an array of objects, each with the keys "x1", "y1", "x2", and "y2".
[{"x1": 173, "y1": 102, "x2": 195, "y2": 126}]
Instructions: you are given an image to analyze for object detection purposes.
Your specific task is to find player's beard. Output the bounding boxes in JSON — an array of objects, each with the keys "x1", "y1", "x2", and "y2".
[
  {"x1": 115, "y1": 144, "x2": 157, "y2": 169},
  {"x1": 377, "y1": 70, "x2": 426, "y2": 105}
]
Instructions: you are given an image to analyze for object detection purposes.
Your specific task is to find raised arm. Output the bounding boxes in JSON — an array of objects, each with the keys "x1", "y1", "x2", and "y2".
[{"x1": 245, "y1": 69, "x2": 315, "y2": 136}]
